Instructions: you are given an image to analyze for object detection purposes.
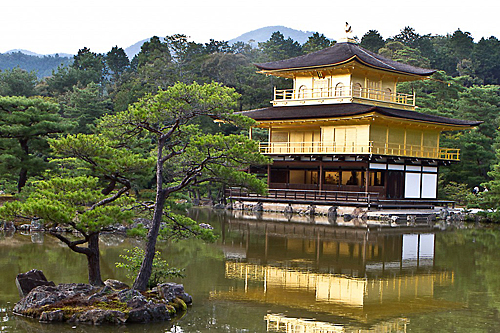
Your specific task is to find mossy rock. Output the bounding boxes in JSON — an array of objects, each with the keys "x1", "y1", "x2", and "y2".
[{"x1": 170, "y1": 298, "x2": 187, "y2": 311}]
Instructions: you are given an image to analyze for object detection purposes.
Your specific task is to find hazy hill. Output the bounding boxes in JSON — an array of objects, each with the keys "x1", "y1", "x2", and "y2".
[
  {"x1": 124, "y1": 38, "x2": 150, "y2": 59},
  {"x1": 228, "y1": 26, "x2": 324, "y2": 46},
  {"x1": 123, "y1": 26, "x2": 329, "y2": 58},
  {"x1": 4, "y1": 49, "x2": 73, "y2": 58},
  {"x1": 0, "y1": 52, "x2": 73, "y2": 78},
  {"x1": 0, "y1": 26, "x2": 332, "y2": 71}
]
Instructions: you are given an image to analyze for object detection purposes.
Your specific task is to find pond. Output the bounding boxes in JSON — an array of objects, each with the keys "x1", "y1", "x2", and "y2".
[{"x1": 1, "y1": 208, "x2": 500, "y2": 332}]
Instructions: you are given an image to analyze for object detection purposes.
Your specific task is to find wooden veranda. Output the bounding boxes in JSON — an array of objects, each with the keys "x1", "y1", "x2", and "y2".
[{"x1": 225, "y1": 187, "x2": 455, "y2": 209}]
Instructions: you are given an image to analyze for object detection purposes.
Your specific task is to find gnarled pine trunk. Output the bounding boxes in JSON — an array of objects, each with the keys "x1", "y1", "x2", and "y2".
[
  {"x1": 132, "y1": 189, "x2": 167, "y2": 291},
  {"x1": 133, "y1": 137, "x2": 168, "y2": 291},
  {"x1": 86, "y1": 232, "x2": 104, "y2": 286}
]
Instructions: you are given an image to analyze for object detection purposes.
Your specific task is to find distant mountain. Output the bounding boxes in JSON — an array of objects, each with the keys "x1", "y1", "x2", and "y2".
[
  {"x1": 4, "y1": 49, "x2": 73, "y2": 58},
  {"x1": 228, "y1": 26, "x2": 331, "y2": 46},
  {"x1": 5, "y1": 49, "x2": 41, "y2": 57},
  {"x1": 124, "y1": 38, "x2": 150, "y2": 59},
  {"x1": 0, "y1": 51, "x2": 73, "y2": 78},
  {"x1": 1, "y1": 26, "x2": 334, "y2": 69},
  {"x1": 121, "y1": 27, "x2": 334, "y2": 59}
]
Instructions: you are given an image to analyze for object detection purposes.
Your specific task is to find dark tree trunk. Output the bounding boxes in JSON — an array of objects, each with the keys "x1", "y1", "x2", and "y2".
[
  {"x1": 207, "y1": 182, "x2": 212, "y2": 201},
  {"x1": 86, "y1": 233, "x2": 104, "y2": 286},
  {"x1": 133, "y1": 189, "x2": 167, "y2": 291},
  {"x1": 17, "y1": 138, "x2": 29, "y2": 192},
  {"x1": 133, "y1": 137, "x2": 168, "y2": 291},
  {"x1": 18, "y1": 168, "x2": 28, "y2": 193}
]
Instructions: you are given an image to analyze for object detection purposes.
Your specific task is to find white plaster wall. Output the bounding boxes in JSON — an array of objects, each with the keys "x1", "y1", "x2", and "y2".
[
  {"x1": 421, "y1": 173, "x2": 437, "y2": 199},
  {"x1": 295, "y1": 76, "x2": 313, "y2": 90},
  {"x1": 404, "y1": 172, "x2": 421, "y2": 198}
]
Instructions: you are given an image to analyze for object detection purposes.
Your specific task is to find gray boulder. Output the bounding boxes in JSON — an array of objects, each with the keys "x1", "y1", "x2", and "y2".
[
  {"x1": 213, "y1": 203, "x2": 225, "y2": 209},
  {"x1": 252, "y1": 202, "x2": 263, "y2": 212},
  {"x1": 72, "y1": 309, "x2": 127, "y2": 325},
  {"x1": 126, "y1": 295, "x2": 148, "y2": 309},
  {"x1": 343, "y1": 214, "x2": 353, "y2": 222},
  {"x1": 328, "y1": 206, "x2": 338, "y2": 223},
  {"x1": 39, "y1": 310, "x2": 64, "y2": 322},
  {"x1": 104, "y1": 279, "x2": 129, "y2": 290},
  {"x1": 14, "y1": 283, "x2": 94, "y2": 314},
  {"x1": 87, "y1": 285, "x2": 113, "y2": 302},
  {"x1": 15, "y1": 269, "x2": 55, "y2": 298},
  {"x1": 157, "y1": 282, "x2": 192, "y2": 305},
  {"x1": 117, "y1": 288, "x2": 145, "y2": 303},
  {"x1": 127, "y1": 303, "x2": 171, "y2": 323}
]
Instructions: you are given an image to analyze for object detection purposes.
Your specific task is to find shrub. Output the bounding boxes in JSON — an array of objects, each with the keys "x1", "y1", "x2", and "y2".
[{"x1": 116, "y1": 247, "x2": 184, "y2": 289}]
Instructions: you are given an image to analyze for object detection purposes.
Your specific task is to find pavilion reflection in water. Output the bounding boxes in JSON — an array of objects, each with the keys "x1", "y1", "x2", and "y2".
[
  {"x1": 264, "y1": 314, "x2": 408, "y2": 333},
  {"x1": 209, "y1": 211, "x2": 460, "y2": 331}
]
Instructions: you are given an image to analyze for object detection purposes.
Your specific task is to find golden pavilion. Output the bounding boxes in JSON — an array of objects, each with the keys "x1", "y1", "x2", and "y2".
[{"x1": 240, "y1": 38, "x2": 480, "y2": 204}]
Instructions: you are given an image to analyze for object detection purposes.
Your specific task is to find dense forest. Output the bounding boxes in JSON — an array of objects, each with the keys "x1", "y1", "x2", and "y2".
[{"x1": 1, "y1": 27, "x2": 500, "y2": 211}]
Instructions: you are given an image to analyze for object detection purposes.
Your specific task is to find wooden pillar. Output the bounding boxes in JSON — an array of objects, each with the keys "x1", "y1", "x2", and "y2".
[
  {"x1": 319, "y1": 161, "x2": 323, "y2": 192},
  {"x1": 384, "y1": 168, "x2": 389, "y2": 199},
  {"x1": 267, "y1": 165, "x2": 271, "y2": 186},
  {"x1": 365, "y1": 168, "x2": 369, "y2": 193}
]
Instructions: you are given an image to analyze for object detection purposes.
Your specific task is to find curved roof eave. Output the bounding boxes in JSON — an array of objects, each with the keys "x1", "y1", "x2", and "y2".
[
  {"x1": 256, "y1": 56, "x2": 436, "y2": 77},
  {"x1": 255, "y1": 42, "x2": 436, "y2": 77},
  {"x1": 239, "y1": 104, "x2": 482, "y2": 128}
]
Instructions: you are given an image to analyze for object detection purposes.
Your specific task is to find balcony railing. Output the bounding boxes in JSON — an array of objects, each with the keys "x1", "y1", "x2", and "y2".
[
  {"x1": 259, "y1": 141, "x2": 460, "y2": 160},
  {"x1": 273, "y1": 86, "x2": 415, "y2": 108}
]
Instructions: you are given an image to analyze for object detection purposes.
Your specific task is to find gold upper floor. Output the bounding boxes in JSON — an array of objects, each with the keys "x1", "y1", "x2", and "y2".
[{"x1": 269, "y1": 62, "x2": 421, "y2": 110}]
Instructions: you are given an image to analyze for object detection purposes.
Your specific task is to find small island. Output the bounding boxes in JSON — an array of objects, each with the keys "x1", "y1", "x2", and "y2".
[{"x1": 15, "y1": 270, "x2": 191, "y2": 324}]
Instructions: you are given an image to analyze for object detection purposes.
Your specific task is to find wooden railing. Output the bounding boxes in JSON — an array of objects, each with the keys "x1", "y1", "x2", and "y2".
[
  {"x1": 259, "y1": 141, "x2": 460, "y2": 161},
  {"x1": 226, "y1": 188, "x2": 455, "y2": 208},
  {"x1": 227, "y1": 187, "x2": 379, "y2": 204},
  {"x1": 273, "y1": 86, "x2": 415, "y2": 107}
]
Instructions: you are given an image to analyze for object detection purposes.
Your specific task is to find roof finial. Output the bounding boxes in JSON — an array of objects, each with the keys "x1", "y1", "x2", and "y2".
[
  {"x1": 340, "y1": 22, "x2": 357, "y2": 44},
  {"x1": 345, "y1": 22, "x2": 352, "y2": 34}
]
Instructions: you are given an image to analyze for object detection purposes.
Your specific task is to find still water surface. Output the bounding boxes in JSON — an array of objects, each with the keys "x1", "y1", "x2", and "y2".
[{"x1": 1, "y1": 208, "x2": 500, "y2": 332}]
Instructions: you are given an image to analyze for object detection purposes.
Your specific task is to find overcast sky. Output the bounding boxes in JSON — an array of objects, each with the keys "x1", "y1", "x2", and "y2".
[{"x1": 2, "y1": 0, "x2": 499, "y2": 55}]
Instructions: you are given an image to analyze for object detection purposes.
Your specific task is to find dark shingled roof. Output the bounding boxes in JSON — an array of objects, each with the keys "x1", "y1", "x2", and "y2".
[
  {"x1": 255, "y1": 42, "x2": 436, "y2": 76},
  {"x1": 240, "y1": 103, "x2": 482, "y2": 127}
]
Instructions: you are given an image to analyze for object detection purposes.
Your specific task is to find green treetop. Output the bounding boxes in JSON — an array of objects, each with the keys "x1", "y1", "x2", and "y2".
[
  {"x1": 302, "y1": 32, "x2": 334, "y2": 54},
  {"x1": 0, "y1": 96, "x2": 71, "y2": 192},
  {"x1": 98, "y1": 81, "x2": 269, "y2": 291},
  {"x1": 0, "y1": 68, "x2": 39, "y2": 97},
  {"x1": 0, "y1": 132, "x2": 153, "y2": 285}
]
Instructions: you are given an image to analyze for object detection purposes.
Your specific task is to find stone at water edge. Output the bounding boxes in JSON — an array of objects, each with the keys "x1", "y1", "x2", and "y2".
[
  {"x1": 15, "y1": 269, "x2": 56, "y2": 298},
  {"x1": 12, "y1": 273, "x2": 192, "y2": 324},
  {"x1": 70, "y1": 309, "x2": 127, "y2": 325},
  {"x1": 157, "y1": 282, "x2": 193, "y2": 305},
  {"x1": 13, "y1": 283, "x2": 95, "y2": 314},
  {"x1": 39, "y1": 310, "x2": 64, "y2": 322}
]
